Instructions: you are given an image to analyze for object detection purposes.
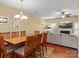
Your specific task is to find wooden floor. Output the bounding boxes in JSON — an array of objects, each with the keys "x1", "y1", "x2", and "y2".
[{"x1": 47, "y1": 44, "x2": 78, "y2": 58}]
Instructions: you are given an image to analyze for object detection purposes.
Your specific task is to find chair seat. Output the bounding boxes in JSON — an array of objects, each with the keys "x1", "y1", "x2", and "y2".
[
  {"x1": 15, "y1": 46, "x2": 25, "y2": 55},
  {"x1": 6, "y1": 45, "x2": 17, "y2": 53},
  {"x1": 15, "y1": 46, "x2": 34, "y2": 56}
]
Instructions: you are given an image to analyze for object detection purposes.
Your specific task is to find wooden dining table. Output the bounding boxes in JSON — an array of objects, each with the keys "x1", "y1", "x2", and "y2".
[
  {"x1": 4, "y1": 33, "x2": 34, "y2": 46},
  {"x1": 3, "y1": 32, "x2": 44, "y2": 46},
  {"x1": 4, "y1": 36, "x2": 26, "y2": 45}
]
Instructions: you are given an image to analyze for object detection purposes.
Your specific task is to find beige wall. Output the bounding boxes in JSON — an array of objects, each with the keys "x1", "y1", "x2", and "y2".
[
  {"x1": 45, "y1": 16, "x2": 78, "y2": 28},
  {"x1": 45, "y1": 16, "x2": 78, "y2": 23},
  {"x1": 77, "y1": 0, "x2": 79, "y2": 56},
  {"x1": 0, "y1": 4, "x2": 44, "y2": 34},
  {"x1": 45, "y1": 16, "x2": 78, "y2": 34}
]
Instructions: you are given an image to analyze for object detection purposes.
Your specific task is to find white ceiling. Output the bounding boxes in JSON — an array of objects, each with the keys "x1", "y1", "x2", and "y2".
[{"x1": 0, "y1": 0, "x2": 78, "y2": 19}]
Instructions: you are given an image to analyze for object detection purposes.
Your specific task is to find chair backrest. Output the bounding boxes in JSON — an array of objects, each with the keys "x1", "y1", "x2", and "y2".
[
  {"x1": 42, "y1": 32, "x2": 48, "y2": 43},
  {"x1": 20, "y1": 31, "x2": 26, "y2": 37},
  {"x1": 34, "y1": 31, "x2": 40, "y2": 35},
  {"x1": 11, "y1": 31, "x2": 19, "y2": 38},
  {"x1": 35, "y1": 34, "x2": 42, "y2": 49},
  {"x1": 0, "y1": 32, "x2": 10, "y2": 39},
  {"x1": 24, "y1": 35, "x2": 35, "y2": 57},
  {"x1": 0, "y1": 36, "x2": 7, "y2": 58}
]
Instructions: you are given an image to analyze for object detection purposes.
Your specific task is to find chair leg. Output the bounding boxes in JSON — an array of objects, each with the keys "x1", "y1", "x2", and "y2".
[
  {"x1": 1, "y1": 53, "x2": 7, "y2": 58},
  {"x1": 45, "y1": 46, "x2": 47, "y2": 52},
  {"x1": 11, "y1": 51, "x2": 15, "y2": 58},
  {"x1": 40, "y1": 49, "x2": 42, "y2": 57},
  {"x1": 1, "y1": 53, "x2": 3, "y2": 58},
  {"x1": 34, "y1": 50, "x2": 37, "y2": 57},
  {"x1": 41, "y1": 46, "x2": 44, "y2": 56},
  {"x1": 45, "y1": 44, "x2": 47, "y2": 52},
  {"x1": 32, "y1": 50, "x2": 36, "y2": 57}
]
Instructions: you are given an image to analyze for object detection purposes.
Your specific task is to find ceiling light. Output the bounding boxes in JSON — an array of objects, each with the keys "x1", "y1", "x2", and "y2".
[
  {"x1": 0, "y1": 18, "x2": 2, "y2": 21},
  {"x1": 61, "y1": 15, "x2": 65, "y2": 19},
  {"x1": 14, "y1": 0, "x2": 28, "y2": 20}
]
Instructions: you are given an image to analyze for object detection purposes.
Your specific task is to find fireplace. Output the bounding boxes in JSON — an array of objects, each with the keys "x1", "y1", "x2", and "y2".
[{"x1": 60, "y1": 31, "x2": 70, "y2": 34}]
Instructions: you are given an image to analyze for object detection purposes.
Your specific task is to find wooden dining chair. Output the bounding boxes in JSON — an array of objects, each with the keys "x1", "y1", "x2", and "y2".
[
  {"x1": 0, "y1": 32, "x2": 10, "y2": 39},
  {"x1": 34, "y1": 31, "x2": 40, "y2": 35},
  {"x1": 0, "y1": 36, "x2": 17, "y2": 58},
  {"x1": 0, "y1": 36, "x2": 7, "y2": 58},
  {"x1": 34, "y1": 34, "x2": 43, "y2": 57},
  {"x1": 41, "y1": 32, "x2": 48, "y2": 54},
  {"x1": 0, "y1": 32, "x2": 10, "y2": 46},
  {"x1": 20, "y1": 31, "x2": 26, "y2": 37},
  {"x1": 11, "y1": 31, "x2": 19, "y2": 38},
  {"x1": 14, "y1": 35, "x2": 35, "y2": 58}
]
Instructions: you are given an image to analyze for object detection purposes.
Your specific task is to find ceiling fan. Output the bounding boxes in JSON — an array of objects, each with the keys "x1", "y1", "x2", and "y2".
[
  {"x1": 59, "y1": 11, "x2": 71, "y2": 18},
  {"x1": 61, "y1": 11, "x2": 71, "y2": 16}
]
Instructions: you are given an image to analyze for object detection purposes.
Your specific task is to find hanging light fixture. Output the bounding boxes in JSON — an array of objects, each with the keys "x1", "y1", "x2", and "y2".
[
  {"x1": 14, "y1": 0, "x2": 28, "y2": 20},
  {"x1": 61, "y1": 15, "x2": 65, "y2": 19},
  {"x1": 60, "y1": 12, "x2": 65, "y2": 19}
]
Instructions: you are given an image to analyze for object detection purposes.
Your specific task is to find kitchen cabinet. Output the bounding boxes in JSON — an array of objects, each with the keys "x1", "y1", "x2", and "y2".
[
  {"x1": 47, "y1": 33, "x2": 78, "y2": 48},
  {"x1": 54, "y1": 34, "x2": 61, "y2": 44},
  {"x1": 67, "y1": 36, "x2": 78, "y2": 48},
  {"x1": 47, "y1": 33, "x2": 51, "y2": 43},
  {"x1": 61, "y1": 34, "x2": 78, "y2": 48},
  {"x1": 47, "y1": 33, "x2": 61, "y2": 44},
  {"x1": 49, "y1": 33, "x2": 56, "y2": 44}
]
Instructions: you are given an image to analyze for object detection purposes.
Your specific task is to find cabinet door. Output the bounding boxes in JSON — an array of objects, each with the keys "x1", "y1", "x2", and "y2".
[
  {"x1": 47, "y1": 33, "x2": 51, "y2": 43},
  {"x1": 50, "y1": 34, "x2": 56, "y2": 44},
  {"x1": 53, "y1": 34, "x2": 61, "y2": 45},
  {"x1": 61, "y1": 34, "x2": 70, "y2": 47},
  {"x1": 56, "y1": 34, "x2": 61, "y2": 45},
  {"x1": 67, "y1": 36, "x2": 78, "y2": 48},
  {"x1": 61, "y1": 34, "x2": 78, "y2": 48}
]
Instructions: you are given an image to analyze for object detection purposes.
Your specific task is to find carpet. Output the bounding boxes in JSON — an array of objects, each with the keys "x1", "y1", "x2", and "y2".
[{"x1": 36, "y1": 47, "x2": 54, "y2": 58}]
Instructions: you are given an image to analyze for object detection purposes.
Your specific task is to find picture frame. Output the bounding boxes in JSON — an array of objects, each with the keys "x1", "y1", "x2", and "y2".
[
  {"x1": 12, "y1": 23, "x2": 20, "y2": 29},
  {"x1": 0, "y1": 16, "x2": 8, "y2": 23}
]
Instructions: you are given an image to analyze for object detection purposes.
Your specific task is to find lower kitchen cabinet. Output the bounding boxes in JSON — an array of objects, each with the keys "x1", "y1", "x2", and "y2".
[
  {"x1": 61, "y1": 34, "x2": 78, "y2": 48},
  {"x1": 47, "y1": 33, "x2": 78, "y2": 49}
]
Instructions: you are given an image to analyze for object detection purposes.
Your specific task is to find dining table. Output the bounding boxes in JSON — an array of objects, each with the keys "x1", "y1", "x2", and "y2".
[
  {"x1": 4, "y1": 36, "x2": 26, "y2": 45},
  {"x1": 4, "y1": 33, "x2": 34, "y2": 45}
]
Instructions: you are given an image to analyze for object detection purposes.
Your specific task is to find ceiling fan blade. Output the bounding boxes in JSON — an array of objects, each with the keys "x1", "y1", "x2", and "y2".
[{"x1": 66, "y1": 14, "x2": 71, "y2": 17}]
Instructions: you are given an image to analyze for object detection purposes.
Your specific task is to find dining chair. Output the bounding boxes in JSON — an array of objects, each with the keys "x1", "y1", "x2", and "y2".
[
  {"x1": 0, "y1": 32, "x2": 10, "y2": 39},
  {"x1": 20, "y1": 31, "x2": 26, "y2": 37},
  {"x1": 41, "y1": 32, "x2": 48, "y2": 54},
  {"x1": 11, "y1": 31, "x2": 19, "y2": 38},
  {"x1": 34, "y1": 33, "x2": 43, "y2": 57},
  {"x1": 0, "y1": 32, "x2": 10, "y2": 46},
  {"x1": 14, "y1": 35, "x2": 35, "y2": 58},
  {"x1": 0, "y1": 36, "x2": 17, "y2": 58},
  {"x1": 34, "y1": 31, "x2": 40, "y2": 35}
]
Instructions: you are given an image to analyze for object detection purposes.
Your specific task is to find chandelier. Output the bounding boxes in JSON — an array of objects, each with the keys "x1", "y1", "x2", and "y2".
[{"x1": 14, "y1": 0, "x2": 28, "y2": 20}]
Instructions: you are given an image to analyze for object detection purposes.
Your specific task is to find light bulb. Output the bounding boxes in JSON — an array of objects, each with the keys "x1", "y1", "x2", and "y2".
[
  {"x1": 61, "y1": 15, "x2": 65, "y2": 18},
  {"x1": 14, "y1": 14, "x2": 21, "y2": 19},
  {"x1": 21, "y1": 15, "x2": 28, "y2": 20},
  {"x1": 0, "y1": 18, "x2": 2, "y2": 21}
]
